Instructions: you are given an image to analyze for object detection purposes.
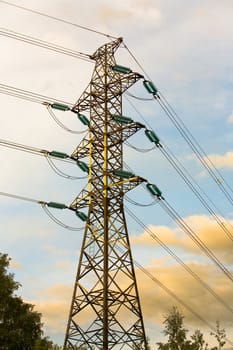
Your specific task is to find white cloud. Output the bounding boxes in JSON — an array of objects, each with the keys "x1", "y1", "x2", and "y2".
[
  {"x1": 10, "y1": 258, "x2": 23, "y2": 269},
  {"x1": 0, "y1": 0, "x2": 233, "y2": 347},
  {"x1": 43, "y1": 244, "x2": 78, "y2": 257},
  {"x1": 204, "y1": 151, "x2": 233, "y2": 170},
  {"x1": 227, "y1": 112, "x2": 233, "y2": 124},
  {"x1": 97, "y1": 1, "x2": 162, "y2": 27}
]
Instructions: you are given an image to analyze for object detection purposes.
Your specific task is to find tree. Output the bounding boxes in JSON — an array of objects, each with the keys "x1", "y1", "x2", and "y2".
[
  {"x1": 190, "y1": 330, "x2": 206, "y2": 350},
  {"x1": 156, "y1": 307, "x2": 227, "y2": 350},
  {"x1": 0, "y1": 253, "x2": 42, "y2": 349},
  {"x1": 210, "y1": 321, "x2": 226, "y2": 350},
  {"x1": 33, "y1": 336, "x2": 55, "y2": 350},
  {"x1": 0, "y1": 253, "x2": 81, "y2": 350},
  {"x1": 157, "y1": 306, "x2": 192, "y2": 350}
]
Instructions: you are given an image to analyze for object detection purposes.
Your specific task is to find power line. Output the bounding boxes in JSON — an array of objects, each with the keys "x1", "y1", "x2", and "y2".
[
  {"x1": 124, "y1": 95, "x2": 233, "y2": 243},
  {"x1": 0, "y1": 138, "x2": 88, "y2": 179},
  {"x1": 124, "y1": 95, "x2": 154, "y2": 130},
  {"x1": 122, "y1": 42, "x2": 233, "y2": 207},
  {"x1": 0, "y1": 0, "x2": 117, "y2": 39},
  {"x1": 160, "y1": 93, "x2": 233, "y2": 197},
  {"x1": 0, "y1": 28, "x2": 93, "y2": 62},
  {"x1": 125, "y1": 140, "x2": 156, "y2": 153},
  {"x1": 44, "y1": 156, "x2": 87, "y2": 180},
  {"x1": 0, "y1": 191, "x2": 40, "y2": 204},
  {"x1": 41, "y1": 204, "x2": 84, "y2": 231},
  {"x1": 0, "y1": 137, "x2": 47, "y2": 156},
  {"x1": 132, "y1": 258, "x2": 233, "y2": 347},
  {"x1": 2, "y1": 183, "x2": 232, "y2": 344},
  {"x1": 160, "y1": 200, "x2": 233, "y2": 283},
  {"x1": 1, "y1": 185, "x2": 232, "y2": 344},
  {"x1": 156, "y1": 96, "x2": 233, "y2": 207},
  {"x1": 0, "y1": 191, "x2": 85, "y2": 230},
  {"x1": 0, "y1": 85, "x2": 88, "y2": 133},
  {"x1": 159, "y1": 145, "x2": 233, "y2": 242},
  {"x1": 122, "y1": 43, "x2": 149, "y2": 79},
  {"x1": 125, "y1": 91, "x2": 153, "y2": 101},
  {"x1": 123, "y1": 165, "x2": 233, "y2": 285},
  {"x1": 125, "y1": 195, "x2": 158, "y2": 207},
  {"x1": 126, "y1": 207, "x2": 233, "y2": 315},
  {"x1": 125, "y1": 161, "x2": 233, "y2": 284},
  {"x1": 0, "y1": 137, "x2": 72, "y2": 163},
  {"x1": 46, "y1": 105, "x2": 88, "y2": 134},
  {"x1": 2, "y1": 19, "x2": 231, "y2": 344},
  {"x1": 0, "y1": 83, "x2": 73, "y2": 106}
]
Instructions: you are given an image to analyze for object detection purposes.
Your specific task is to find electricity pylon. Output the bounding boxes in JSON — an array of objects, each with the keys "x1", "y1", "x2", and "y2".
[{"x1": 64, "y1": 38, "x2": 148, "y2": 350}]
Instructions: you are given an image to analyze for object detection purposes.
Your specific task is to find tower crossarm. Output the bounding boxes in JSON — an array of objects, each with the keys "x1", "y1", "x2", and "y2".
[
  {"x1": 69, "y1": 188, "x2": 89, "y2": 210},
  {"x1": 108, "y1": 176, "x2": 147, "y2": 194},
  {"x1": 70, "y1": 134, "x2": 90, "y2": 160},
  {"x1": 69, "y1": 176, "x2": 146, "y2": 212},
  {"x1": 71, "y1": 121, "x2": 145, "y2": 160},
  {"x1": 72, "y1": 71, "x2": 143, "y2": 114},
  {"x1": 72, "y1": 38, "x2": 143, "y2": 114},
  {"x1": 110, "y1": 121, "x2": 145, "y2": 144}
]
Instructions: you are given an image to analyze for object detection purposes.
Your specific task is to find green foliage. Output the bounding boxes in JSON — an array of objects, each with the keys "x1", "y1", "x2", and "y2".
[
  {"x1": 156, "y1": 307, "x2": 227, "y2": 350},
  {"x1": 0, "y1": 251, "x2": 89, "y2": 350},
  {"x1": 210, "y1": 321, "x2": 226, "y2": 350},
  {"x1": 0, "y1": 253, "x2": 20, "y2": 300},
  {"x1": 33, "y1": 336, "x2": 55, "y2": 350},
  {"x1": 157, "y1": 306, "x2": 191, "y2": 350},
  {"x1": 0, "y1": 253, "x2": 42, "y2": 349},
  {"x1": 190, "y1": 330, "x2": 206, "y2": 350}
]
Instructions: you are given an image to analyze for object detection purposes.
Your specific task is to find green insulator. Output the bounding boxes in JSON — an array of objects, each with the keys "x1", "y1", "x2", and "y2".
[
  {"x1": 112, "y1": 65, "x2": 132, "y2": 74},
  {"x1": 76, "y1": 211, "x2": 87, "y2": 222},
  {"x1": 51, "y1": 103, "x2": 70, "y2": 111},
  {"x1": 114, "y1": 170, "x2": 135, "y2": 179},
  {"x1": 77, "y1": 161, "x2": 89, "y2": 173},
  {"x1": 113, "y1": 115, "x2": 133, "y2": 124},
  {"x1": 47, "y1": 202, "x2": 67, "y2": 209},
  {"x1": 146, "y1": 183, "x2": 162, "y2": 197},
  {"x1": 78, "y1": 114, "x2": 90, "y2": 126},
  {"x1": 145, "y1": 130, "x2": 160, "y2": 144},
  {"x1": 49, "y1": 150, "x2": 69, "y2": 159},
  {"x1": 143, "y1": 80, "x2": 158, "y2": 95}
]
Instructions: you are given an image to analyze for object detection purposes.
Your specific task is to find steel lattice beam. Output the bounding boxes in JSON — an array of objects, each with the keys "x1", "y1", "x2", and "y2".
[{"x1": 64, "y1": 38, "x2": 148, "y2": 350}]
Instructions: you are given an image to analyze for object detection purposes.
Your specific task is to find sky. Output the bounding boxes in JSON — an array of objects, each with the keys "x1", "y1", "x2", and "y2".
[{"x1": 0, "y1": 0, "x2": 233, "y2": 348}]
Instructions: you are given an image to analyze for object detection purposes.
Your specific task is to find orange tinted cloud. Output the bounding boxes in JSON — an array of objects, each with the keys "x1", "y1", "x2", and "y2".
[
  {"x1": 227, "y1": 112, "x2": 233, "y2": 124},
  {"x1": 29, "y1": 259, "x2": 233, "y2": 341},
  {"x1": 131, "y1": 215, "x2": 233, "y2": 263},
  {"x1": 204, "y1": 151, "x2": 233, "y2": 169},
  {"x1": 136, "y1": 262, "x2": 233, "y2": 327},
  {"x1": 97, "y1": 1, "x2": 162, "y2": 25}
]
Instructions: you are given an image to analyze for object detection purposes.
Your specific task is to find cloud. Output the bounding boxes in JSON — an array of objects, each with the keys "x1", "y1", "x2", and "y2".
[
  {"x1": 31, "y1": 283, "x2": 97, "y2": 335},
  {"x1": 227, "y1": 112, "x2": 233, "y2": 124},
  {"x1": 43, "y1": 244, "x2": 76, "y2": 257},
  {"x1": 10, "y1": 258, "x2": 23, "y2": 269},
  {"x1": 131, "y1": 225, "x2": 178, "y2": 246},
  {"x1": 97, "y1": 1, "x2": 162, "y2": 27},
  {"x1": 37, "y1": 284, "x2": 72, "y2": 301},
  {"x1": 204, "y1": 152, "x2": 233, "y2": 170},
  {"x1": 28, "y1": 259, "x2": 233, "y2": 344},
  {"x1": 35, "y1": 300, "x2": 70, "y2": 334},
  {"x1": 131, "y1": 215, "x2": 233, "y2": 264},
  {"x1": 136, "y1": 261, "x2": 233, "y2": 347},
  {"x1": 30, "y1": 284, "x2": 72, "y2": 334}
]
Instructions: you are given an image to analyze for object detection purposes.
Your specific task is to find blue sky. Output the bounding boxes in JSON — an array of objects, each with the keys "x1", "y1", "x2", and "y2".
[{"x1": 0, "y1": 0, "x2": 233, "y2": 348}]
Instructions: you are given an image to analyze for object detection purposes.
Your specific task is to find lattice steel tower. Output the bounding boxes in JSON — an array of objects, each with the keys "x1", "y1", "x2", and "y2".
[{"x1": 64, "y1": 38, "x2": 148, "y2": 350}]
